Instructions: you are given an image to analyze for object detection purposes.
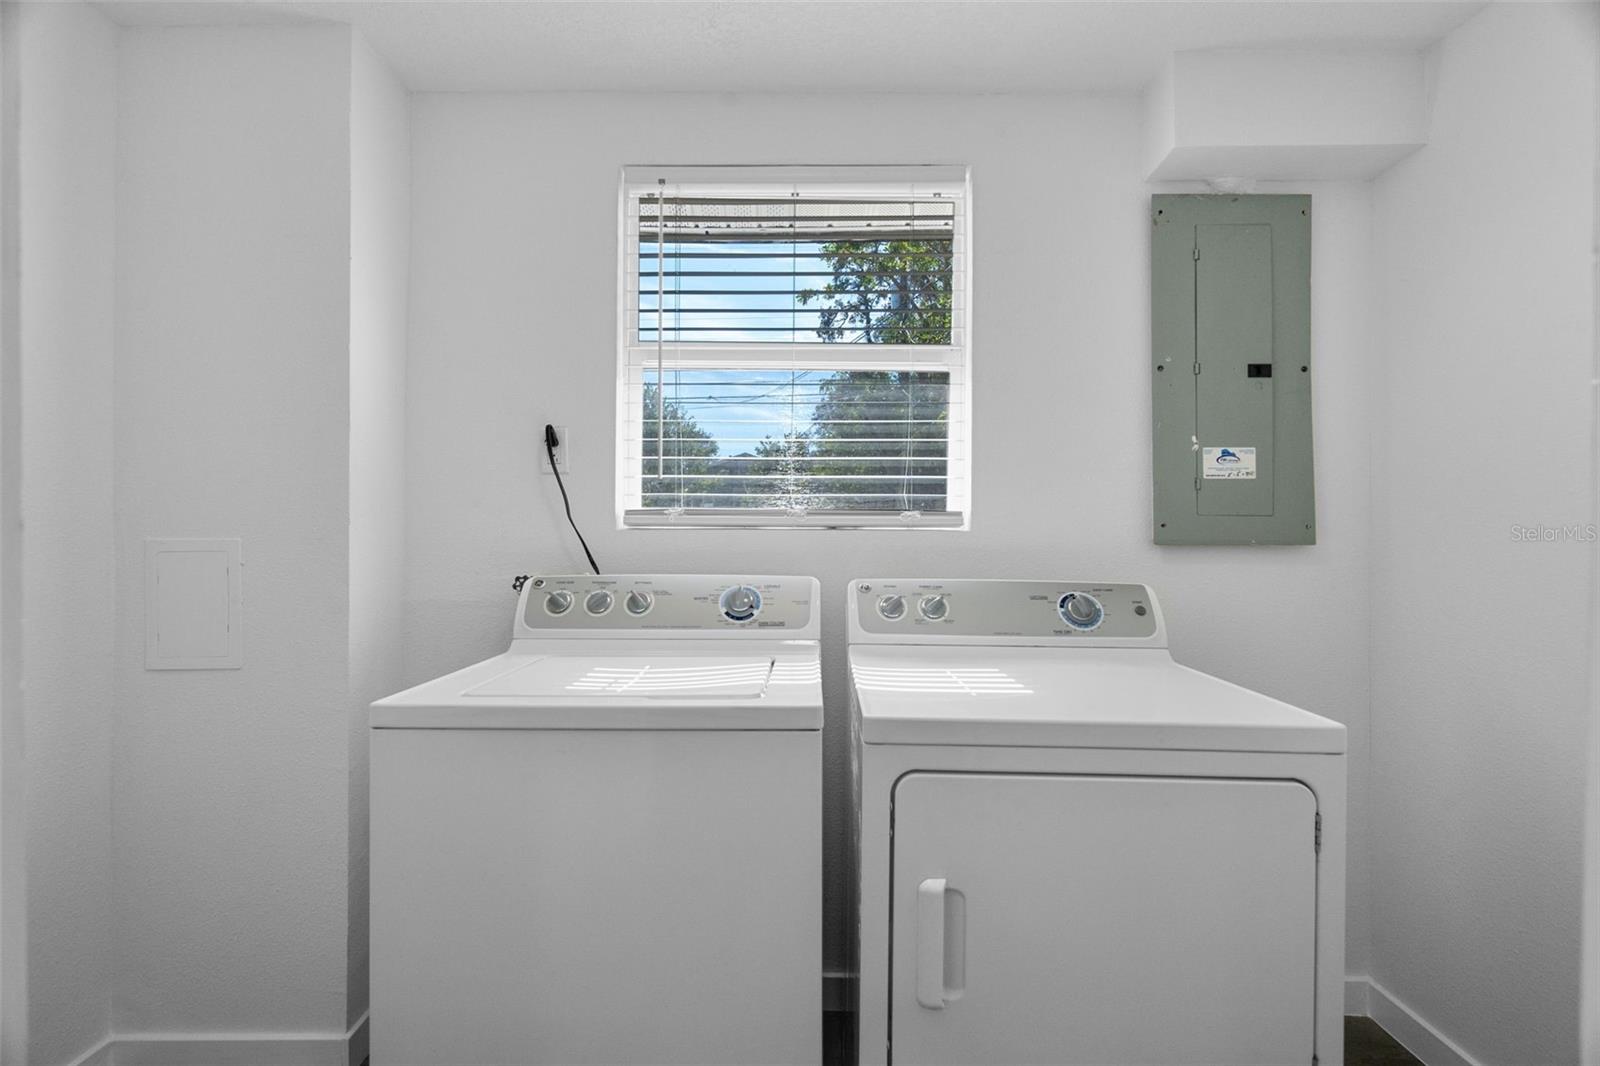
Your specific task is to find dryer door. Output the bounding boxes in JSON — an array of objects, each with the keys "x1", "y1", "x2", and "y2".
[{"x1": 890, "y1": 773, "x2": 1317, "y2": 1066}]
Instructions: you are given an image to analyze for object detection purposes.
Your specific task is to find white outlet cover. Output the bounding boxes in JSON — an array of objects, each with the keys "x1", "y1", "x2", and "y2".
[
  {"x1": 540, "y1": 425, "x2": 571, "y2": 474},
  {"x1": 145, "y1": 538, "x2": 242, "y2": 670}
]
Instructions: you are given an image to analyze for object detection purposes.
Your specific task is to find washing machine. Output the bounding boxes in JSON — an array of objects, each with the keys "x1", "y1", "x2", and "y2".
[
  {"x1": 370, "y1": 574, "x2": 823, "y2": 1065},
  {"x1": 848, "y1": 578, "x2": 1346, "y2": 1066}
]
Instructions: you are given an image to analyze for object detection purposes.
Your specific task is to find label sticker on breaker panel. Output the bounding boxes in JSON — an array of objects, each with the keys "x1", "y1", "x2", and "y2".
[{"x1": 1202, "y1": 446, "x2": 1257, "y2": 480}]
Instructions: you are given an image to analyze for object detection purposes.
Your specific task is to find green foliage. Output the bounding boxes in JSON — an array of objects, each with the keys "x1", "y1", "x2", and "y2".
[
  {"x1": 640, "y1": 382, "x2": 719, "y2": 506},
  {"x1": 797, "y1": 238, "x2": 953, "y2": 345},
  {"x1": 641, "y1": 373, "x2": 951, "y2": 512},
  {"x1": 807, "y1": 371, "x2": 949, "y2": 511},
  {"x1": 795, "y1": 238, "x2": 953, "y2": 509},
  {"x1": 750, "y1": 431, "x2": 822, "y2": 511}
]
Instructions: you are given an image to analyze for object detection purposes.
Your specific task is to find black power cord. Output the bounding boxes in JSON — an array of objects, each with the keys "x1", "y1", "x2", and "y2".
[{"x1": 545, "y1": 423, "x2": 600, "y2": 576}]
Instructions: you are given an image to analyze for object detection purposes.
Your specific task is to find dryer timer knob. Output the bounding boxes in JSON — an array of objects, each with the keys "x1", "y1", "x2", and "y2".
[
  {"x1": 1058, "y1": 591, "x2": 1104, "y2": 630},
  {"x1": 877, "y1": 594, "x2": 907, "y2": 620}
]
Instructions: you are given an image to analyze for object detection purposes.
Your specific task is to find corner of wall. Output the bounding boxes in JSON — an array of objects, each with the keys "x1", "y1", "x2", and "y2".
[
  {"x1": 0, "y1": 3, "x2": 30, "y2": 1059},
  {"x1": 14, "y1": 2, "x2": 121, "y2": 1062},
  {"x1": 1577, "y1": 4, "x2": 1600, "y2": 1060},
  {"x1": 346, "y1": 26, "x2": 411, "y2": 1034},
  {"x1": 1367, "y1": 5, "x2": 1599, "y2": 1063}
]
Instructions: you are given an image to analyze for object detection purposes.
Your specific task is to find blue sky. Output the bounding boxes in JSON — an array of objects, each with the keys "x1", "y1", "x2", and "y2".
[
  {"x1": 638, "y1": 239, "x2": 855, "y2": 345},
  {"x1": 647, "y1": 368, "x2": 840, "y2": 449},
  {"x1": 640, "y1": 239, "x2": 851, "y2": 446}
]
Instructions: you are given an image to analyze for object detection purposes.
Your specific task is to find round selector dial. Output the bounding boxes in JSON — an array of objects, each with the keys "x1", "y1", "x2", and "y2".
[
  {"x1": 584, "y1": 589, "x2": 615, "y2": 616},
  {"x1": 1057, "y1": 591, "x2": 1104, "y2": 631},
  {"x1": 544, "y1": 589, "x2": 575, "y2": 616},
  {"x1": 877, "y1": 594, "x2": 907, "y2": 621},
  {"x1": 624, "y1": 589, "x2": 654, "y2": 616},
  {"x1": 719, "y1": 585, "x2": 763, "y2": 623},
  {"x1": 918, "y1": 593, "x2": 950, "y2": 621}
]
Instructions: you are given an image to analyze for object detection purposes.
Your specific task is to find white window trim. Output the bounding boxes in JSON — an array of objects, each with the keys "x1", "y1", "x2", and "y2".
[{"x1": 614, "y1": 164, "x2": 973, "y2": 531}]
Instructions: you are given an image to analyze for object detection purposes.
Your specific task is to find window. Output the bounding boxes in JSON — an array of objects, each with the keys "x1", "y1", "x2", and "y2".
[{"x1": 618, "y1": 165, "x2": 970, "y2": 528}]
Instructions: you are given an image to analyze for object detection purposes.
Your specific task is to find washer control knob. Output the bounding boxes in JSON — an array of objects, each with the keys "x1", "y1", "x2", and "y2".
[
  {"x1": 624, "y1": 589, "x2": 653, "y2": 616},
  {"x1": 720, "y1": 585, "x2": 762, "y2": 623},
  {"x1": 877, "y1": 594, "x2": 907, "y2": 620},
  {"x1": 918, "y1": 594, "x2": 949, "y2": 621},
  {"x1": 1058, "y1": 591, "x2": 1104, "y2": 630},
  {"x1": 544, "y1": 589, "x2": 574, "y2": 616},
  {"x1": 584, "y1": 589, "x2": 614, "y2": 616}
]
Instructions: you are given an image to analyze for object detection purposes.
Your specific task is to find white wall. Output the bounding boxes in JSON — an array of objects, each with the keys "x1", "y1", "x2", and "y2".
[
  {"x1": 1370, "y1": 5, "x2": 1599, "y2": 1063},
  {"x1": 1144, "y1": 49, "x2": 1427, "y2": 182},
  {"x1": 14, "y1": 4, "x2": 117, "y2": 1063},
  {"x1": 347, "y1": 33, "x2": 409, "y2": 1039},
  {"x1": 0, "y1": 6, "x2": 21, "y2": 1057},
  {"x1": 404, "y1": 91, "x2": 1378, "y2": 977},
  {"x1": 1587, "y1": 26, "x2": 1600, "y2": 1058},
  {"x1": 114, "y1": 25, "x2": 354, "y2": 1038}
]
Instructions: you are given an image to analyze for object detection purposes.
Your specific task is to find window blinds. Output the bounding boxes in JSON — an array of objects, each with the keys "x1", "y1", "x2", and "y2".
[{"x1": 619, "y1": 166, "x2": 969, "y2": 528}]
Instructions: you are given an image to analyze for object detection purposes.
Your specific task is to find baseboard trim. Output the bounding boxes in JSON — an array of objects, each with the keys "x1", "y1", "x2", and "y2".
[
  {"x1": 1344, "y1": 975, "x2": 1371, "y2": 1016},
  {"x1": 57, "y1": 1027, "x2": 360, "y2": 1066},
  {"x1": 63, "y1": 1037, "x2": 114, "y2": 1066},
  {"x1": 1345, "y1": 976, "x2": 1482, "y2": 1066},
  {"x1": 75, "y1": 977, "x2": 1475, "y2": 1066},
  {"x1": 346, "y1": 1011, "x2": 370, "y2": 1066},
  {"x1": 103, "y1": 1033, "x2": 347, "y2": 1066}
]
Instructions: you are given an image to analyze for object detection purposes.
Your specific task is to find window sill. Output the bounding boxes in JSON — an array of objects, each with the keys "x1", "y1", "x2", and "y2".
[{"x1": 621, "y1": 508, "x2": 966, "y2": 531}]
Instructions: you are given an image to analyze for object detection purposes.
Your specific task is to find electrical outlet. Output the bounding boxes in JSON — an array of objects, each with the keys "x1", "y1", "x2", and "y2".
[{"x1": 541, "y1": 425, "x2": 571, "y2": 474}]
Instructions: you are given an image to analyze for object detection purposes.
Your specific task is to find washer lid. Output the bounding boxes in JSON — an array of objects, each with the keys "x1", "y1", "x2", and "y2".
[
  {"x1": 371, "y1": 644, "x2": 822, "y2": 730},
  {"x1": 464, "y1": 656, "x2": 774, "y2": 700},
  {"x1": 849, "y1": 646, "x2": 1345, "y2": 754}
]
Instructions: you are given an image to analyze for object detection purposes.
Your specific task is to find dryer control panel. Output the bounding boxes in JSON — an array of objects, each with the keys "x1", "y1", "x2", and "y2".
[
  {"x1": 518, "y1": 575, "x2": 820, "y2": 639},
  {"x1": 849, "y1": 578, "x2": 1165, "y2": 647}
]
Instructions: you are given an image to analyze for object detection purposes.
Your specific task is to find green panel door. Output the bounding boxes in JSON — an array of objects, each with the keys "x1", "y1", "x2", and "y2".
[
  {"x1": 1196, "y1": 223, "x2": 1275, "y2": 516},
  {"x1": 1151, "y1": 194, "x2": 1314, "y2": 545}
]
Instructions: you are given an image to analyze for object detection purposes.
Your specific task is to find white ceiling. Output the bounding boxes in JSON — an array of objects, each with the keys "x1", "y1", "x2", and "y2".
[{"x1": 93, "y1": 0, "x2": 1486, "y2": 93}]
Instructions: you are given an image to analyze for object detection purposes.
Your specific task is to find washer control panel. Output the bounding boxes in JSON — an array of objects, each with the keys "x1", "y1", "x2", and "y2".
[
  {"x1": 520, "y1": 575, "x2": 817, "y2": 636},
  {"x1": 851, "y1": 578, "x2": 1161, "y2": 644}
]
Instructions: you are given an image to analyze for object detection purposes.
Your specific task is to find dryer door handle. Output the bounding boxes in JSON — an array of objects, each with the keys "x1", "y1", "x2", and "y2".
[{"x1": 916, "y1": 878, "x2": 966, "y2": 1009}]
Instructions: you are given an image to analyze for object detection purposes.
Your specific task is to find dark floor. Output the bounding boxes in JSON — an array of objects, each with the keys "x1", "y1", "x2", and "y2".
[
  {"x1": 819, "y1": 1016, "x2": 1422, "y2": 1066},
  {"x1": 1346, "y1": 1016, "x2": 1423, "y2": 1066},
  {"x1": 363, "y1": 1015, "x2": 1421, "y2": 1066}
]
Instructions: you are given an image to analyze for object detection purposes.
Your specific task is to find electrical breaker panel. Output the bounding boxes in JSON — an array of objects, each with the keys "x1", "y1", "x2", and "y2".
[{"x1": 1152, "y1": 194, "x2": 1315, "y2": 545}]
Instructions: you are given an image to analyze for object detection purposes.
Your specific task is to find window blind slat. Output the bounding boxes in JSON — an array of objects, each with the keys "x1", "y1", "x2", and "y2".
[
  {"x1": 622, "y1": 508, "x2": 966, "y2": 529},
  {"x1": 645, "y1": 195, "x2": 957, "y2": 205},
  {"x1": 638, "y1": 494, "x2": 953, "y2": 501},
  {"x1": 631, "y1": 270, "x2": 955, "y2": 278}
]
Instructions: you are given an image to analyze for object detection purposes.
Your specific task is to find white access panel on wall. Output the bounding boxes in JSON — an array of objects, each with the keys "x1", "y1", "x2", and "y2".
[
  {"x1": 144, "y1": 538, "x2": 242, "y2": 669},
  {"x1": 891, "y1": 773, "x2": 1317, "y2": 1065}
]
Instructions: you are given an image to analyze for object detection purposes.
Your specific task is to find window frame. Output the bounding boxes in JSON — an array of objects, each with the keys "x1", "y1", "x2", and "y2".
[{"x1": 614, "y1": 164, "x2": 973, "y2": 531}]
